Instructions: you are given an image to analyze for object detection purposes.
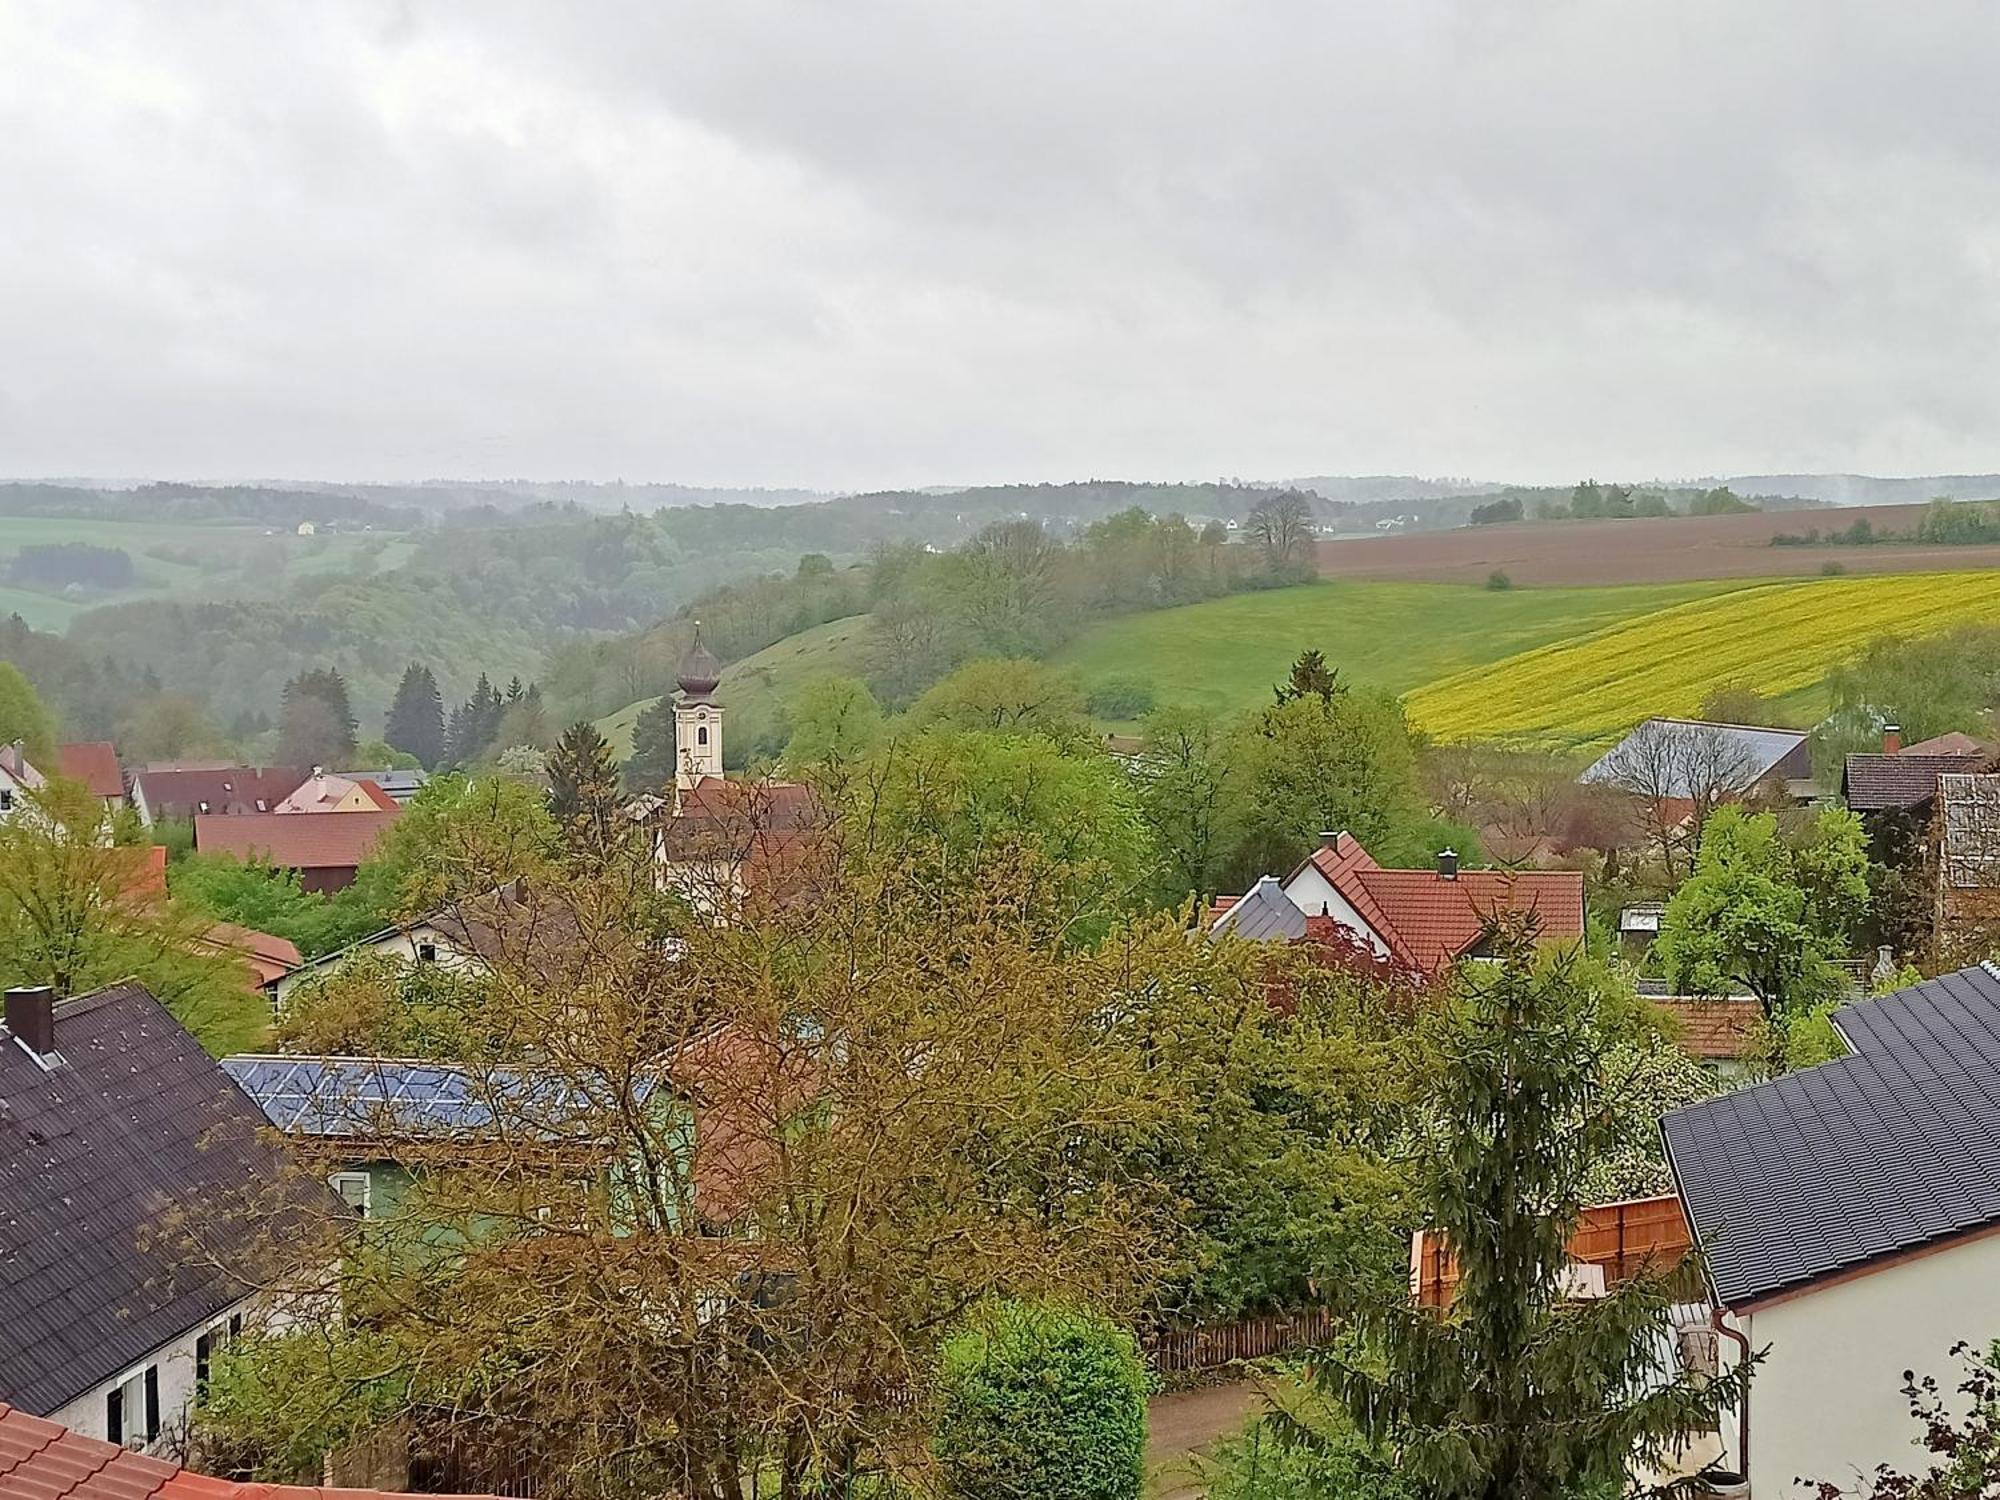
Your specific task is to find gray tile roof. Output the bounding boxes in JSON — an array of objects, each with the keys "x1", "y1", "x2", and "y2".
[
  {"x1": 1663, "y1": 964, "x2": 2000, "y2": 1309},
  {"x1": 1842, "y1": 752, "x2": 1985, "y2": 811},
  {"x1": 1582, "y1": 719, "x2": 1809, "y2": 797},
  {"x1": 1209, "y1": 876, "x2": 1306, "y2": 943},
  {"x1": 0, "y1": 983, "x2": 311, "y2": 1413}
]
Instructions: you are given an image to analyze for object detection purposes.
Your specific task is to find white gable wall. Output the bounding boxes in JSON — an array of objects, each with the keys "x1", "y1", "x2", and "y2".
[
  {"x1": 1278, "y1": 864, "x2": 1389, "y2": 956},
  {"x1": 1727, "y1": 1227, "x2": 2000, "y2": 1495}
]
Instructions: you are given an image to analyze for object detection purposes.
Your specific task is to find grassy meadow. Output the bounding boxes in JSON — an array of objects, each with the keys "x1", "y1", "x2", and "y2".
[
  {"x1": 0, "y1": 514, "x2": 412, "y2": 628},
  {"x1": 1049, "y1": 578, "x2": 1751, "y2": 717}
]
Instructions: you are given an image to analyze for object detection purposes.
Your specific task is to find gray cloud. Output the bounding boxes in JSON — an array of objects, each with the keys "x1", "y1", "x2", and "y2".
[{"x1": 3, "y1": 0, "x2": 1999, "y2": 488}]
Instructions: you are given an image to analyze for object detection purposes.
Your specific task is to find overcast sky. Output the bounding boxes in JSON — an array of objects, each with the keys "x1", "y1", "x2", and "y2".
[{"x1": 5, "y1": 2, "x2": 2000, "y2": 491}]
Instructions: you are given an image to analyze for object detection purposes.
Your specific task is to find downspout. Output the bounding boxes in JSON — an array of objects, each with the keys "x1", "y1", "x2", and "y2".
[{"x1": 1711, "y1": 1305, "x2": 1751, "y2": 1479}]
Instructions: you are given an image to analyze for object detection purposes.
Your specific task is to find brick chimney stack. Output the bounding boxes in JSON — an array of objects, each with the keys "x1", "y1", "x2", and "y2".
[
  {"x1": 5, "y1": 986, "x2": 56, "y2": 1057},
  {"x1": 1883, "y1": 723, "x2": 1903, "y2": 755},
  {"x1": 1437, "y1": 848, "x2": 1459, "y2": 880}
]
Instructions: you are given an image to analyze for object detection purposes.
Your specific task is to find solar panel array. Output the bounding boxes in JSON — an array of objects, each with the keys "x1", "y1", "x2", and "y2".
[
  {"x1": 225, "y1": 1055, "x2": 533, "y2": 1137},
  {"x1": 1663, "y1": 962, "x2": 2000, "y2": 1307}
]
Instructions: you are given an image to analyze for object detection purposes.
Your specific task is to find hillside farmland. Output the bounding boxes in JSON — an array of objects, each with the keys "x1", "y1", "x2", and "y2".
[
  {"x1": 1406, "y1": 570, "x2": 2000, "y2": 746},
  {"x1": 1315, "y1": 503, "x2": 2000, "y2": 586}
]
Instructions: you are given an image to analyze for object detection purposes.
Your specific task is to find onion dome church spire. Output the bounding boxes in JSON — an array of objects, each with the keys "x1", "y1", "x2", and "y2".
[{"x1": 674, "y1": 622, "x2": 724, "y2": 791}]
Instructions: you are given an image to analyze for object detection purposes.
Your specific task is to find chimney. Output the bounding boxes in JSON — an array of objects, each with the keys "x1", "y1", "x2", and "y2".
[
  {"x1": 5, "y1": 986, "x2": 56, "y2": 1057},
  {"x1": 1318, "y1": 830, "x2": 1342, "y2": 850},
  {"x1": 1882, "y1": 723, "x2": 1902, "y2": 755},
  {"x1": 1436, "y1": 848, "x2": 1459, "y2": 880}
]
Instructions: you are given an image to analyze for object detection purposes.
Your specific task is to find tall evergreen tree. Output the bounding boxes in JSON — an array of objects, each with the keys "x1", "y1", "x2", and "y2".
[
  {"x1": 624, "y1": 697, "x2": 679, "y2": 792},
  {"x1": 1297, "y1": 928, "x2": 1751, "y2": 1499},
  {"x1": 545, "y1": 720, "x2": 622, "y2": 859},
  {"x1": 276, "y1": 667, "x2": 358, "y2": 769},
  {"x1": 384, "y1": 664, "x2": 446, "y2": 770}
]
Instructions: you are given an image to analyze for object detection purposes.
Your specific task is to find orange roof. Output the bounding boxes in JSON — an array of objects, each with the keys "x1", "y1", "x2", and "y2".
[
  {"x1": 1290, "y1": 834, "x2": 1584, "y2": 974},
  {"x1": 1652, "y1": 996, "x2": 1762, "y2": 1062},
  {"x1": 358, "y1": 778, "x2": 398, "y2": 812},
  {"x1": 193, "y1": 810, "x2": 398, "y2": 871},
  {"x1": 199, "y1": 922, "x2": 304, "y2": 985},
  {"x1": 55, "y1": 742, "x2": 122, "y2": 800},
  {"x1": 0, "y1": 1401, "x2": 499, "y2": 1500}
]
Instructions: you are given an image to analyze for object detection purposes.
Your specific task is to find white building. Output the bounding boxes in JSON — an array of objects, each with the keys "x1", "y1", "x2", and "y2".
[{"x1": 1664, "y1": 963, "x2": 2000, "y2": 1494}]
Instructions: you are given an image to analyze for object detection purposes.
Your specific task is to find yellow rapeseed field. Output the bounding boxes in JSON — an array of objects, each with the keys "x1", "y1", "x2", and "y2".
[{"x1": 1405, "y1": 570, "x2": 2000, "y2": 745}]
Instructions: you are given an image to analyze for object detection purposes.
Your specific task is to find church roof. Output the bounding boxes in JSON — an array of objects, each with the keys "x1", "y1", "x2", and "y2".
[{"x1": 676, "y1": 623, "x2": 722, "y2": 698}]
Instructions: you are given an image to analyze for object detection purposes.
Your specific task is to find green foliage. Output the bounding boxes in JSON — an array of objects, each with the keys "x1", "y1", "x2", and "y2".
[
  {"x1": 277, "y1": 667, "x2": 358, "y2": 769},
  {"x1": 274, "y1": 951, "x2": 495, "y2": 1058},
  {"x1": 0, "y1": 661, "x2": 59, "y2": 765},
  {"x1": 170, "y1": 853, "x2": 387, "y2": 959},
  {"x1": 0, "y1": 779, "x2": 263, "y2": 1053},
  {"x1": 1469, "y1": 497, "x2": 1523, "y2": 526},
  {"x1": 196, "y1": 1330, "x2": 412, "y2": 1484},
  {"x1": 1581, "y1": 1030, "x2": 1727, "y2": 1201},
  {"x1": 1300, "y1": 937, "x2": 1749, "y2": 1499},
  {"x1": 1821, "y1": 624, "x2": 2000, "y2": 763},
  {"x1": 1204, "y1": 1400, "x2": 1413, "y2": 1500},
  {"x1": 546, "y1": 720, "x2": 622, "y2": 856},
  {"x1": 623, "y1": 694, "x2": 680, "y2": 792},
  {"x1": 1084, "y1": 674, "x2": 1156, "y2": 721},
  {"x1": 1135, "y1": 705, "x2": 1232, "y2": 904},
  {"x1": 1915, "y1": 497, "x2": 2000, "y2": 544},
  {"x1": 1485, "y1": 570, "x2": 1512, "y2": 591},
  {"x1": 932, "y1": 1300, "x2": 1147, "y2": 1500},
  {"x1": 909, "y1": 659, "x2": 1089, "y2": 741},
  {"x1": 782, "y1": 675, "x2": 885, "y2": 774},
  {"x1": 1219, "y1": 687, "x2": 1424, "y2": 889},
  {"x1": 1655, "y1": 805, "x2": 1867, "y2": 1025},
  {"x1": 358, "y1": 771, "x2": 558, "y2": 916},
  {"x1": 118, "y1": 694, "x2": 233, "y2": 764},
  {"x1": 1688, "y1": 485, "x2": 1756, "y2": 516}
]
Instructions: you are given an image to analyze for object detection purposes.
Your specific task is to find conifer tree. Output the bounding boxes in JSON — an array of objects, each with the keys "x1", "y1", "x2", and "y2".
[
  {"x1": 276, "y1": 668, "x2": 358, "y2": 769},
  {"x1": 1298, "y1": 926, "x2": 1751, "y2": 1499},
  {"x1": 384, "y1": 664, "x2": 445, "y2": 769},
  {"x1": 545, "y1": 720, "x2": 622, "y2": 859},
  {"x1": 623, "y1": 696, "x2": 679, "y2": 792}
]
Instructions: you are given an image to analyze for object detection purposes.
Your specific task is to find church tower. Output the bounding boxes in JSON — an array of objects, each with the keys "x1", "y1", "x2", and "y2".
[{"x1": 673, "y1": 623, "x2": 724, "y2": 792}]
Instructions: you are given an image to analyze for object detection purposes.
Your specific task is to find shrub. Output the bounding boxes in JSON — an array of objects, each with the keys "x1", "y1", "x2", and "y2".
[
  {"x1": 933, "y1": 1301, "x2": 1147, "y2": 1500},
  {"x1": 1203, "y1": 1410, "x2": 1413, "y2": 1500},
  {"x1": 1086, "y1": 675, "x2": 1157, "y2": 720},
  {"x1": 1486, "y1": 570, "x2": 1513, "y2": 591},
  {"x1": 1821, "y1": 559, "x2": 1847, "y2": 576}
]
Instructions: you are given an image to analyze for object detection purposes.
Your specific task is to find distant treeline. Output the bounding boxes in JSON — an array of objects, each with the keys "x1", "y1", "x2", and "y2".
[
  {"x1": 1467, "y1": 482, "x2": 1767, "y2": 525},
  {"x1": 0, "y1": 482, "x2": 427, "y2": 531},
  {"x1": 5, "y1": 542, "x2": 136, "y2": 591},
  {"x1": 1771, "y1": 498, "x2": 2000, "y2": 548}
]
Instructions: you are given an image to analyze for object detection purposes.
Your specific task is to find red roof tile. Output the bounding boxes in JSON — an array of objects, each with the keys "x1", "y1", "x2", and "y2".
[
  {"x1": 193, "y1": 810, "x2": 398, "y2": 871},
  {"x1": 133, "y1": 767, "x2": 307, "y2": 820},
  {"x1": 1652, "y1": 996, "x2": 1762, "y2": 1061},
  {"x1": 1350, "y1": 867, "x2": 1586, "y2": 972},
  {"x1": 0, "y1": 1402, "x2": 500, "y2": 1500},
  {"x1": 54, "y1": 743, "x2": 122, "y2": 801}
]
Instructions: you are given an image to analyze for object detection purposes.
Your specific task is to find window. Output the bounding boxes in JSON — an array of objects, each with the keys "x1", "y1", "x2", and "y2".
[
  {"x1": 105, "y1": 1365, "x2": 159, "y2": 1449},
  {"x1": 415, "y1": 941, "x2": 437, "y2": 963},
  {"x1": 194, "y1": 1311, "x2": 243, "y2": 1391},
  {"x1": 0, "y1": 788, "x2": 12, "y2": 811},
  {"x1": 330, "y1": 1171, "x2": 372, "y2": 1218},
  {"x1": 697, "y1": 726, "x2": 709, "y2": 746}
]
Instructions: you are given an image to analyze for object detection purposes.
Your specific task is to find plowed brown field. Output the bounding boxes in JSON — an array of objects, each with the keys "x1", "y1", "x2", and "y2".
[{"x1": 1316, "y1": 503, "x2": 2000, "y2": 585}]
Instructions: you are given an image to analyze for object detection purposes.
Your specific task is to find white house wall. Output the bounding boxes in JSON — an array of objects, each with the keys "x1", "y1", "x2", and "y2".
[
  {"x1": 1733, "y1": 1231, "x2": 2000, "y2": 1496},
  {"x1": 45, "y1": 1296, "x2": 254, "y2": 1455},
  {"x1": 269, "y1": 922, "x2": 485, "y2": 1010},
  {"x1": 1278, "y1": 865, "x2": 1390, "y2": 956}
]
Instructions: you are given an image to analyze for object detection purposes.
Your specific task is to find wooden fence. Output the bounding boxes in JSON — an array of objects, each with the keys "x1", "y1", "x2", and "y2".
[
  {"x1": 1143, "y1": 1307, "x2": 1338, "y2": 1374},
  {"x1": 1412, "y1": 1192, "x2": 1692, "y2": 1309}
]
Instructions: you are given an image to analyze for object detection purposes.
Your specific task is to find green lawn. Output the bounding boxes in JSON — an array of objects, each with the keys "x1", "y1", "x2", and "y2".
[
  {"x1": 1048, "y1": 578, "x2": 1755, "y2": 722},
  {"x1": 598, "y1": 614, "x2": 875, "y2": 760}
]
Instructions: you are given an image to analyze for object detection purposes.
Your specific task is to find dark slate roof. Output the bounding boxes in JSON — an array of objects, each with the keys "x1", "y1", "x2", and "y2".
[
  {"x1": 1663, "y1": 964, "x2": 2000, "y2": 1309},
  {"x1": 1209, "y1": 876, "x2": 1307, "y2": 943},
  {"x1": 0, "y1": 983, "x2": 311, "y2": 1413},
  {"x1": 1842, "y1": 752, "x2": 1986, "y2": 811}
]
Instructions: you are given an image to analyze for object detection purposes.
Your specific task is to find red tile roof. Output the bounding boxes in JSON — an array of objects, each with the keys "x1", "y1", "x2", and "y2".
[
  {"x1": 1902, "y1": 730, "x2": 1988, "y2": 757},
  {"x1": 193, "y1": 810, "x2": 398, "y2": 871},
  {"x1": 1652, "y1": 997, "x2": 1762, "y2": 1062},
  {"x1": 1289, "y1": 833, "x2": 1584, "y2": 974},
  {"x1": 357, "y1": 778, "x2": 398, "y2": 812},
  {"x1": 0, "y1": 1401, "x2": 499, "y2": 1500},
  {"x1": 54, "y1": 743, "x2": 122, "y2": 800},
  {"x1": 199, "y1": 923, "x2": 304, "y2": 985}
]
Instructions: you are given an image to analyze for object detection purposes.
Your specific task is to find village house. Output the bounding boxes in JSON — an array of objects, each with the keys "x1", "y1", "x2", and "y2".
[
  {"x1": 130, "y1": 764, "x2": 308, "y2": 825},
  {"x1": 56, "y1": 740, "x2": 126, "y2": 810},
  {"x1": 1210, "y1": 830, "x2": 1586, "y2": 975},
  {"x1": 1583, "y1": 716, "x2": 1819, "y2": 819},
  {"x1": 192, "y1": 807, "x2": 398, "y2": 893},
  {"x1": 0, "y1": 983, "x2": 329, "y2": 1451},
  {"x1": 273, "y1": 769, "x2": 399, "y2": 814},
  {"x1": 261, "y1": 882, "x2": 540, "y2": 1011},
  {"x1": 1663, "y1": 963, "x2": 2000, "y2": 1496}
]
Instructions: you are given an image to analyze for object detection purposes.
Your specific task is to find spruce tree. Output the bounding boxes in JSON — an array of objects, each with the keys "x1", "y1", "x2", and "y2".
[
  {"x1": 276, "y1": 667, "x2": 358, "y2": 769},
  {"x1": 1299, "y1": 925, "x2": 1750, "y2": 1499},
  {"x1": 545, "y1": 720, "x2": 621, "y2": 859},
  {"x1": 624, "y1": 696, "x2": 679, "y2": 792},
  {"x1": 384, "y1": 664, "x2": 446, "y2": 769}
]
